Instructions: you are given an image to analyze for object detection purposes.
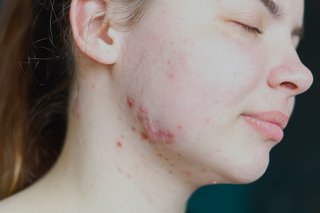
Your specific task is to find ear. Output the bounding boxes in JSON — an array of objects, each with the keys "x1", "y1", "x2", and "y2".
[{"x1": 70, "y1": 0, "x2": 121, "y2": 65}]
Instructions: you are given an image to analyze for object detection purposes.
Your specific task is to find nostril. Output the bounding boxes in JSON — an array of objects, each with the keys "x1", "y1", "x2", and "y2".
[{"x1": 280, "y1": 82, "x2": 298, "y2": 90}]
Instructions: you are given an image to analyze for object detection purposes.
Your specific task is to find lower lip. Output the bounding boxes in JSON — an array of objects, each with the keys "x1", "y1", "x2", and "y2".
[{"x1": 242, "y1": 115, "x2": 284, "y2": 143}]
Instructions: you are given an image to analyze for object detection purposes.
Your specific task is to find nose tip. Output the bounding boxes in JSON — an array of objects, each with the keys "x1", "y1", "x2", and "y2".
[{"x1": 267, "y1": 58, "x2": 314, "y2": 96}]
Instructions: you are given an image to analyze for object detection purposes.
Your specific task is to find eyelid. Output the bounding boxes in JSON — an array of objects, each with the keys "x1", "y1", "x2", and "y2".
[{"x1": 231, "y1": 20, "x2": 263, "y2": 35}]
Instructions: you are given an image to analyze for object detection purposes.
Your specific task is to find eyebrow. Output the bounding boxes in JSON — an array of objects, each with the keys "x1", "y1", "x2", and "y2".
[
  {"x1": 259, "y1": 0, "x2": 283, "y2": 18},
  {"x1": 259, "y1": 0, "x2": 305, "y2": 39}
]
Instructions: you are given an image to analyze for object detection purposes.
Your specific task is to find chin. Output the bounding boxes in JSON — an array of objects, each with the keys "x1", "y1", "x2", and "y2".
[{"x1": 219, "y1": 155, "x2": 270, "y2": 184}]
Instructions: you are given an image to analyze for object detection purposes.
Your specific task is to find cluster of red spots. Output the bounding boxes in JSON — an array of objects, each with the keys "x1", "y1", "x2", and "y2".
[
  {"x1": 127, "y1": 96, "x2": 175, "y2": 145},
  {"x1": 154, "y1": 129, "x2": 174, "y2": 145}
]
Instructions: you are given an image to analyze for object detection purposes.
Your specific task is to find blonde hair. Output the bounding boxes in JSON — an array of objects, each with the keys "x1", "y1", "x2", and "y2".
[{"x1": 0, "y1": 0, "x2": 149, "y2": 200}]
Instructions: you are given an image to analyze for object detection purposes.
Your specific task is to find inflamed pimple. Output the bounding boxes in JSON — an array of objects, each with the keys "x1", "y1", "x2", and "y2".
[
  {"x1": 127, "y1": 96, "x2": 136, "y2": 109},
  {"x1": 137, "y1": 105, "x2": 175, "y2": 145}
]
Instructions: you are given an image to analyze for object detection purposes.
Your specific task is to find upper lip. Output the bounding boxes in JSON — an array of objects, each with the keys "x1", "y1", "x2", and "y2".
[{"x1": 242, "y1": 111, "x2": 289, "y2": 130}]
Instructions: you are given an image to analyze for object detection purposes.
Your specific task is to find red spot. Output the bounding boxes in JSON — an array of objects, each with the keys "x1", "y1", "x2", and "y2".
[
  {"x1": 139, "y1": 106, "x2": 148, "y2": 114},
  {"x1": 117, "y1": 141, "x2": 123, "y2": 148},
  {"x1": 140, "y1": 131, "x2": 149, "y2": 141},
  {"x1": 127, "y1": 97, "x2": 135, "y2": 108},
  {"x1": 205, "y1": 118, "x2": 211, "y2": 124},
  {"x1": 137, "y1": 105, "x2": 174, "y2": 144},
  {"x1": 155, "y1": 129, "x2": 175, "y2": 145},
  {"x1": 91, "y1": 84, "x2": 96, "y2": 89},
  {"x1": 177, "y1": 125, "x2": 182, "y2": 130},
  {"x1": 131, "y1": 127, "x2": 136, "y2": 132}
]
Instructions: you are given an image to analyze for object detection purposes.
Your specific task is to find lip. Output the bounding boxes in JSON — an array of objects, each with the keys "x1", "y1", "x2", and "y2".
[{"x1": 241, "y1": 111, "x2": 289, "y2": 143}]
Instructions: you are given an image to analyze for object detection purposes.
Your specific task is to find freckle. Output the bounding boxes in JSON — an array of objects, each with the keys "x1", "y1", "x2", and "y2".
[
  {"x1": 205, "y1": 118, "x2": 211, "y2": 124},
  {"x1": 91, "y1": 84, "x2": 96, "y2": 89},
  {"x1": 202, "y1": 168, "x2": 207, "y2": 172},
  {"x1": 117, "y1": 168, "x2": 123, "y2": 173},
  {"x1": 158, "y1": 153, "x2": 163, "y2": 158},
  {"x1": 177, "y1": 125, "x2": 182, "y2": 130},
  {"x1": 178, "y1": 153, "x2": 183, "y2": 157},
  {"x1": 170, "y1": 163, "x2": 175, "y2": 167},
  {"x1": 169, "y1": 170, "x2": 173, "y2": 174},
  {"x1": 132, "y1": 127, "x2": 136, "y2": 132},
  {"x1": 165, "y1": 157, "x2": 169, "y2": 162},
  {"x1": 127, "y1": 97, "x2": 135, "y2": 108},
  {"x1": 127, "y1": 174, "x2": 131, "y2": 178}
]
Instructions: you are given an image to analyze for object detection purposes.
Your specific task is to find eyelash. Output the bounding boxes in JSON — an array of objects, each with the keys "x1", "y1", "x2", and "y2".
[{"x1": 233, "y1": 21, "x2": 263, "y2": 35}]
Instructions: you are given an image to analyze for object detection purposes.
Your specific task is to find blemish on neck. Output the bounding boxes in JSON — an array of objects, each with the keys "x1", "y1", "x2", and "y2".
[{"x1": 127, "y1": 96, "x2": 136, "y2": 108}]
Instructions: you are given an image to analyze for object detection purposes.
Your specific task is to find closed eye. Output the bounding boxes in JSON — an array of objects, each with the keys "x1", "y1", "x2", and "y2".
[{"x1": 232, "y1": 21, "x2": 263, "y2": 35}]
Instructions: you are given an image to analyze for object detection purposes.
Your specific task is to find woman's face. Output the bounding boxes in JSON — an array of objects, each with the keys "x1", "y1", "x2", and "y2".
[{"x1": 114, "y1": 0, "x2": 313, "y2": 184}]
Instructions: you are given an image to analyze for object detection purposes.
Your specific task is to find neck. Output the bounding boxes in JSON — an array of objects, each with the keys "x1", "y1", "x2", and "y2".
[{"x1": 44, "y1": 66, "x2": 195, "y2": 213}]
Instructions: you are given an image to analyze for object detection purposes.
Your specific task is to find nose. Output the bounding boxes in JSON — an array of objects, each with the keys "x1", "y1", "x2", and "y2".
[{"x1": 267, "y1": 51, "x2": 314, "y2": 96}]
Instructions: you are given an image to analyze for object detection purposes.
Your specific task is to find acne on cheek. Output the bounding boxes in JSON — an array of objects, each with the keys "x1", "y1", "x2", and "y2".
[{"x1": 126, "y1": 97, "x2": 176, "y2": 145}]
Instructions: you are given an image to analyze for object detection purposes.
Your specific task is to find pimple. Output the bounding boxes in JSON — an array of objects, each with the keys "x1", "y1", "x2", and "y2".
[
  {"x1": 140, "y1": 131, "x2": 149, "y2": 141},
  {"x1": 116, "y1": 141, "x2": 123, "y2": 148},
  {"x1": 127, "y1": 97, "x2": 135, "y2": 109}
]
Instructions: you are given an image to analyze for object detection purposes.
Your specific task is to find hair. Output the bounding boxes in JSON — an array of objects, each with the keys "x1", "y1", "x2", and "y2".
[{"x1": 0, "y1": 0, "x2": 149, "y2": 200}]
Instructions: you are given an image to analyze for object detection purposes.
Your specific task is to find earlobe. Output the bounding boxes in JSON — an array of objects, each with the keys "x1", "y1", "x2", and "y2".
[{"x1": 70, "y1": 0, "x2": 120, "y2": 65}]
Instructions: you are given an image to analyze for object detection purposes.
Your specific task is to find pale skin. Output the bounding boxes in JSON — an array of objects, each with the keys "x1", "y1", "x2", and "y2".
[{"x1": 0, "y1": 0, "x2": 313, "y2": 212}]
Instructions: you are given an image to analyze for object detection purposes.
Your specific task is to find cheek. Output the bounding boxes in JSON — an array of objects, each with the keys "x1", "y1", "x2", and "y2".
[{"x1": 120, "y1": 20, "x2": 266, "y2": 145}]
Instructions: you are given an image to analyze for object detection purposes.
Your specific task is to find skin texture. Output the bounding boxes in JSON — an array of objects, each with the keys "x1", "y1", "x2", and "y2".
[{"x1": 0, "y1": 0, "x2": 313, "y2": 212}]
